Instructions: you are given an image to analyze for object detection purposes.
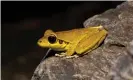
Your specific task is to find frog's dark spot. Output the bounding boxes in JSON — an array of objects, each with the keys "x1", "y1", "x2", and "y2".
[
  {"x1": 59, "y1": 40, "x2": 63, "y2": 44},
  {"x1": 39, "y1": 40, "x2": 42, "y2": 43},
  {"x1": 65, "y1": 42, "x2": 69, "y2": 45}
]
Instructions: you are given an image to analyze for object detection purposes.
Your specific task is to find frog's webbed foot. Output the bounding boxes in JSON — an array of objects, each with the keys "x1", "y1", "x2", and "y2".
[
  {"x1": 55, "y1": 52, "x2": 66, "y2": 57},
  {"x1": 64, "y1": 55, "x2": 79, "y2": 59}
]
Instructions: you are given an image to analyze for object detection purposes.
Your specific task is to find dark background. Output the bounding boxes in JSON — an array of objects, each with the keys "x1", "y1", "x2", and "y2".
[{"x1": 1, "y1": 1, "x2": 123, "y2": 80}]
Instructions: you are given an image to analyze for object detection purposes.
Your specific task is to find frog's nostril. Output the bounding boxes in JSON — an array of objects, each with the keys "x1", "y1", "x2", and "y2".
[{"x1": 39, "y1": 40, "x2": 42, "y2": 43}]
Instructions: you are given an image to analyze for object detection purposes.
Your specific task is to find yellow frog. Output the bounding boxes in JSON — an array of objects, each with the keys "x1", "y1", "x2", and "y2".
[{"x1": 37, "y1": 25, "x2": 108, "y2": 58}]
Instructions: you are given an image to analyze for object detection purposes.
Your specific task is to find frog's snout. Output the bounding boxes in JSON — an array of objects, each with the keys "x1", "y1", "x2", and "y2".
[
  {"x1": 38, "y1": 40, "x2": 42, "y2": 43},
  {"x1": 37, "y1": 39, "x2": 43, "y2": 46},
  {"x1": 37, "y1": 39, "x2": 49, "y2": 48}
]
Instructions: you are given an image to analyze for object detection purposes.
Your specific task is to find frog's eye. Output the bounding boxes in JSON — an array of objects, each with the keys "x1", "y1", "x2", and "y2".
[{"x1": 48, "y1": 35, "x2": 57, "y2": 44}]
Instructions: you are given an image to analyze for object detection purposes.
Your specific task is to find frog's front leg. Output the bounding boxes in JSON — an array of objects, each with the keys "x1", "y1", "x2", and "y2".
[
  {"x1": 55, "y1": 44, "x2": 79, "y2": 58},
  {"x1": 64, "y1": 44, "x2": 79, "y2": 59}
]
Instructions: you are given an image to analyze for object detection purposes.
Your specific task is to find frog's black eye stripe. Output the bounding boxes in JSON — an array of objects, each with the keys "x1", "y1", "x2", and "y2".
[{"x1": 48, "y1": 35, "x2": 56, "y2": 44}]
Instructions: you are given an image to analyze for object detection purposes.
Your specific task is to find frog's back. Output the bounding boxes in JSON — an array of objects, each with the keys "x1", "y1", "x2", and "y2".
[{"x1": 55, "y1": 27, "x2": 95, "y2": 42}]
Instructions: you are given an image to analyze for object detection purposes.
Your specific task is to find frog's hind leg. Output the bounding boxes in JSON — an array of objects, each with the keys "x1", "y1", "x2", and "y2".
[{"x1": 75, "y1": 29, "x2": 107, "y2": 55}]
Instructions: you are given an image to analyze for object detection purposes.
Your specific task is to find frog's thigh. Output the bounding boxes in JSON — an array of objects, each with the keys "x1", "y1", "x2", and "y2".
[{"x1": 75, "y1": 31, "x2": 106, "y2": 54}]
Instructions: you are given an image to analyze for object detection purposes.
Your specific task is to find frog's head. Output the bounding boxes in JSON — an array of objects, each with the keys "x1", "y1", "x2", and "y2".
[{"x1": 37, "y1": 29, "x2": 67, "y2": 51}]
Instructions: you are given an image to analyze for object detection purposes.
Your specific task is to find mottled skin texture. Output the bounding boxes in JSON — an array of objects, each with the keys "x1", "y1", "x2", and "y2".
[{"x1": 37, "y1": 26, "x2": 107, "y2": 58}]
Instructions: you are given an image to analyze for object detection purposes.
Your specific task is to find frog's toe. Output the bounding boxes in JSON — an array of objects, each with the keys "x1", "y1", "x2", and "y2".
[
  {"x1": 98, "y1": 25, "x2": 104, "y2": 31},
  {"x1": 64, "y1": 55, "x2": 79, "y2": 59},
  {"x1": 73, "y1": 55, "x2": 79, "y2": 58},
  {"x1": 55, "y1": 53, "x2": 66, "y2": 57},
  {"x1": 64, "y1": 56, "x2": 73, "y2": 59},
  {"x1": 55, "y1": 53, "x2": 59, "y2": 56},
  {"x1": 60, "y1": 52, "x2": 66, "y2": 55}
]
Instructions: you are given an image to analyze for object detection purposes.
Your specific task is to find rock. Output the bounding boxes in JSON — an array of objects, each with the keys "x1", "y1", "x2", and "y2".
[
  {"x1": 109, "y1": 40, "x2": 133, "y2": 80},
  {"x1": 31, "y1": 1, "x2": 133, "y2": 80}
]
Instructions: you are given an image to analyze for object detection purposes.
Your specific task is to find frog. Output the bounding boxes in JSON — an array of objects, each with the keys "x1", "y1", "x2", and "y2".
[{"x1": 37, "y1": 25, "x2": 108, "y2": 58}]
